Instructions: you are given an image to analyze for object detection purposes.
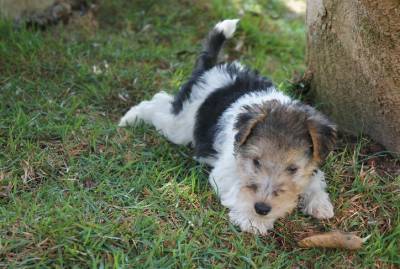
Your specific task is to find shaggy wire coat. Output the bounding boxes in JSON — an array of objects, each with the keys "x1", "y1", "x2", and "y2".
[{"x1": 119, "y1": 19, "x2": 337, "y2": 234}]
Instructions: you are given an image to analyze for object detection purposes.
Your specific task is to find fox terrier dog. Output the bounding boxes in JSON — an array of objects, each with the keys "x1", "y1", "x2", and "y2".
[{"x1": 119, "y1": 19, "x2": 337, "y2": 234}]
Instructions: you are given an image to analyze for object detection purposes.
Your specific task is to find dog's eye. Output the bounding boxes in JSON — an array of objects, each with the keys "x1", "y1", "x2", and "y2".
[
  {"x1": 247, "y1": 184, "x2": 258, "y2": 192},
  {"x1": 272, "y1": 189, "x2": 285, "y2": 197},
  {"x1": 253, "y1": 159, "x2": 261, "y2": 168},
  {"x1": 286, "y1": 165, "x2": 298, "y2": 174}
]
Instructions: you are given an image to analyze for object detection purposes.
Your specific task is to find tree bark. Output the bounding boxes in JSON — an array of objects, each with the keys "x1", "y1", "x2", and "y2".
[{"x1": 306, "y1": 0, "x2": 400, "y2": 153}]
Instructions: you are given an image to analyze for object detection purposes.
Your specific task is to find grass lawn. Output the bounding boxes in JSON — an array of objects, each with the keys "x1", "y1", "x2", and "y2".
[{"x1": 0, "y1": 0, "x2": 399, "y2": 267}]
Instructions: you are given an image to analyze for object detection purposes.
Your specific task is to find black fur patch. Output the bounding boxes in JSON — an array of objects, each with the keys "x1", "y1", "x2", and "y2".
[
  {"x1": 235, "y1": 102, "x2": 336, "y2": 163},
  {"x1": 248, "y1": 103, "x2": 312, "y2": 149},
  {"x1": 193, "y1": 64, "x2": 273, "y2": 158},
  {"x1": 172, "y1": 29, "x2": 227, "y2": 114},
  {"x1": 233, "y1": 103, "x2": 273, "y2": 145}
]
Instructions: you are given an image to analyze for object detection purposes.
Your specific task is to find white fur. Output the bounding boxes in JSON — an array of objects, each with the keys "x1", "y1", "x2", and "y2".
[
  {"x1": 300, "y1": 170, "x2": 334, "y2": 219},
  {"x1": 119, "y1": 20, "x2": 334, "y2": 233},
  {"x1": 209, "y1": 153, "x2": 275, "y2": 234},
  {"x1": 119, "y1": 63, "x2": 302, "y2": 234},
  {"x1": 209, "y1": 89, "x2": 291, "y2": 188},
  {"x1": 215, "y1": 19, "x2": 240, "y2": 39},
  {"x1": 213, "y1": 89, "x2": 292, "y2": 159},
  {"x1": 119, "y1": 63, "x2": 241, "y2": 145},
  {"x1": 207, "y1": 89, "x2": 293, "y2": 233}
]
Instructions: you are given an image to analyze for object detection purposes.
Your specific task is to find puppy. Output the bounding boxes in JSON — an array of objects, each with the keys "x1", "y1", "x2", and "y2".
[{"x1": 119, "y1": 19, "x2": 337, "y2": 234}]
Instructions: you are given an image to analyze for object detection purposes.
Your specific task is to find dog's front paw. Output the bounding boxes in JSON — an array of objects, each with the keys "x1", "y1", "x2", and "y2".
[{"x1": 301, "y1": 193, "x2": 334, "y2": 219}]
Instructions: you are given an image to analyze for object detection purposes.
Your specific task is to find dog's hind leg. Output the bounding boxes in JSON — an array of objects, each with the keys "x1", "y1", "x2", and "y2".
[
  {"x1": 118, "y1": 91, "x2": 172, "y2": 128},
  {"x1": 119, "y1": 91, "x2": 193, "y2": 145}
]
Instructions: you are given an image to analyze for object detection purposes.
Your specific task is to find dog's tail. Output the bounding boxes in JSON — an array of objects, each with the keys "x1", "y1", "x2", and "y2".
[
  {"x1": 193, "y1": 19, "x2": 240, "y2": 73},
  {"x1": 171, "y1": 19, "x2": 239, "y2": 114}
]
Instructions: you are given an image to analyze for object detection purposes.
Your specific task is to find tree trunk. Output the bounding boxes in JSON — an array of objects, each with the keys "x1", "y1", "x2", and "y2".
[{"x1": 306, "y1": 0, "x2": 400, "y2": 153}]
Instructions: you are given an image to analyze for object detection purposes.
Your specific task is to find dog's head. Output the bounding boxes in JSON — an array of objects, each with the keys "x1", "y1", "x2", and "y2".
[{"x1": 231, "y1": 100, "x2": 336, "y2": 233}]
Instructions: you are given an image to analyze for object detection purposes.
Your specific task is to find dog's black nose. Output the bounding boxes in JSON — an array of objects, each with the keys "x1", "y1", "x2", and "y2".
[{"x1": 254, "y1": 202, "x2": 271, "y2": 215}]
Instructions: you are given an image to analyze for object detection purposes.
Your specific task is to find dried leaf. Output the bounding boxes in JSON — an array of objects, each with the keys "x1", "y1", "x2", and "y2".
[{"x1": 298, "y1": 231, "x2": 365, "y2": 250}]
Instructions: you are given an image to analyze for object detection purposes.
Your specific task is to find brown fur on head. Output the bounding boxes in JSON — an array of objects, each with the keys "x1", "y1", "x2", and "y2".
[{"x1": 232, "y1": 101, "x2": 336, "y2": 232}]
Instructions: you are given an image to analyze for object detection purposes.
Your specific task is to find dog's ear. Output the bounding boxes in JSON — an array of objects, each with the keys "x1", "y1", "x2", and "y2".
[
  {"x1": 306, "y1": 112, "x2": 337, "y2": 163},
  {"x1": 234, "y1": 104, "x2": 269, "y2": 146}
]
